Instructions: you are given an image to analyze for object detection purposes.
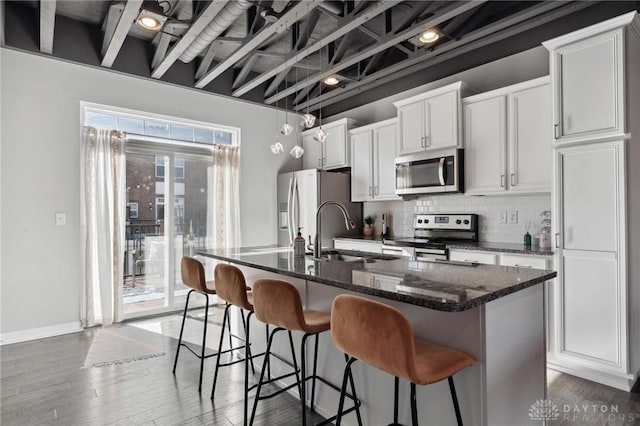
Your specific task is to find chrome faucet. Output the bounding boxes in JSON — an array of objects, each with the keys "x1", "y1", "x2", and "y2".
[{"x1": 314, "y1": 201, "x2": 356, "y2": 259}]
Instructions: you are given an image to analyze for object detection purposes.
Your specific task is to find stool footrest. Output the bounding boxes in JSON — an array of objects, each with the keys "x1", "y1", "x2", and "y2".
[
  {"x1": 254, "y1": 373, "x2": 301, "y2": 400},
  {"x1": 180, "y1": 343, "x2": 218, "y2": 360}
]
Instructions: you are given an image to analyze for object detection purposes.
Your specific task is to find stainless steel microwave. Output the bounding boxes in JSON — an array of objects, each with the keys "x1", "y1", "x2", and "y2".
[{"x1": 394, "y1": 148, "x2": 464, "y2": 196}]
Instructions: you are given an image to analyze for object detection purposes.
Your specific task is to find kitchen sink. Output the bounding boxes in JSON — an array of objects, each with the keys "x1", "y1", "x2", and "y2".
[{"x1": 313, "y1": 249, "x2": 400, "y2": 263}]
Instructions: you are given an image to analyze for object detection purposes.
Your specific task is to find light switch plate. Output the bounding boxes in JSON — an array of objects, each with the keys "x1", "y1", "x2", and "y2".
[
  {"x1": 55, "y1": 212, "x2": 66, "y2": 226},
  {"x1": 499, "y1": 211, "x2": 507, "y2": 224},
  {"x1": 508, "y1": 210, "x2": 518, "y2": 224}
]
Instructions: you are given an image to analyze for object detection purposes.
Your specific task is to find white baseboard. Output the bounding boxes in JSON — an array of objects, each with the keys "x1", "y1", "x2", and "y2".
[
  {"x1": 0, "y1": 321, "x2": 83, "y2": 346},
  {"x1": 548, "y1": 361, "x2": 634, "y2": 392}
]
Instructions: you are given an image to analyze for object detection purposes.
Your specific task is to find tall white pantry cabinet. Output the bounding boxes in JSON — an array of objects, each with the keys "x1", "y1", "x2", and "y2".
[{"x1": 543, "y1": 11, "x2": 640, "y2": 391}]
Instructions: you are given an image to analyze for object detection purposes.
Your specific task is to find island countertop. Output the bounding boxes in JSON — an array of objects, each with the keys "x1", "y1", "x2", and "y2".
[{"x1": 197, "y1": 245, "x2": 556, "y2": 312}]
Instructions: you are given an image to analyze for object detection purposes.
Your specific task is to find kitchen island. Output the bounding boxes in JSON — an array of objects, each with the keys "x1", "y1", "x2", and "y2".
[{"x1": 198, "y1": 246, "x2": 557, "y2": 426}]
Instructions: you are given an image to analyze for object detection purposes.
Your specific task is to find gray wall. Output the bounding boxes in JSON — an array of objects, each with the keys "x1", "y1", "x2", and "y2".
[{"x1": 0, "y1": 48, "x2": 300, "y2": 335}]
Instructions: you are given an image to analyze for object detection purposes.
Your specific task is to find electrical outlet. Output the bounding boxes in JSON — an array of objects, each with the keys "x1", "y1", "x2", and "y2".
[
  {"x1": 508, "y1": 210, "x2": 518, "y2": 224},
  {"x1": 499, "y1": 211, "x2": 507, "y2": 224}
]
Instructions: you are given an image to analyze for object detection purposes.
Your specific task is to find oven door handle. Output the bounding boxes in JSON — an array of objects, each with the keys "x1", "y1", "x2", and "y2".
[{"x1": 438, "y1": 157, "x2": 446, "y2": 186}]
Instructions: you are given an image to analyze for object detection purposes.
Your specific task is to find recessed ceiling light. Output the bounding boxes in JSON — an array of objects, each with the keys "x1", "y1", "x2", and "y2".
[
  {"x1": 136, "y1": 3, "x2": 168, "y2": 31},
  {"x1": 324, "y1": 76, "x2": 340, "y2": 86},
  {"x1": 418, "y1": 29, "x2": 440, "y2": 44}
]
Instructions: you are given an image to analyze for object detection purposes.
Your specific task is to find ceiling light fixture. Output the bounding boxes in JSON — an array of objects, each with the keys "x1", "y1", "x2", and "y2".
[
  {"x1": 136, "y1": 2, "x2": 168, "y2": 31},
  {"x1": 324, "y1": 76, "x2": 340, "y2": 86},
  {"x1": 418, "y1": 29, "x2": 440, "y2": 44}
]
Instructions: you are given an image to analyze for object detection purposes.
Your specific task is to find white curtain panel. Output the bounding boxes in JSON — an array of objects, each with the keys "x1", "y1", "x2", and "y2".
[
  {"x1": 80, "y1": 127, "x2": 126, "y2": 327},
  {"x1": 207, "y1": 145, "x2": 241, "y2": 249}
]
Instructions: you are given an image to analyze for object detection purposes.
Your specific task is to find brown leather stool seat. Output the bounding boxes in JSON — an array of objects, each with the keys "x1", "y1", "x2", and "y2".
[
  {"x1": 331, "y1": 294, "x2": 475, "y2": 426},
  {"x1": 172, "y1": 256, "x2": 219, "y2": 392},
  {"x1": 249, "y1": 279, "x2": 360, "y2": 426}
]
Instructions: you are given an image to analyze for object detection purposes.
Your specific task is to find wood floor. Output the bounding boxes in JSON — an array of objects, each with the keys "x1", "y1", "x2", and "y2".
[{"x1": 2, "y1": 307, "x2": 639, "y2": 426}]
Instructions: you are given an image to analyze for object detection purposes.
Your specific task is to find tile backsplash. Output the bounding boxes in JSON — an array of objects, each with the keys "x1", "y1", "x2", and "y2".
[{"x1": 363, "y1": 194, "x2": 551, "y2": 243}]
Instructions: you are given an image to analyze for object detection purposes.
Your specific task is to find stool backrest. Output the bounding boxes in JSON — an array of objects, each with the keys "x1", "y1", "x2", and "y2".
[
  {"x1": 181, "y1": 256, "x2": 208, "y2": 293},
  {"x1": 214, "y1": 264, "x2": 252, "y2": 310},
  {"x1": 252, "y1": 279, "x2": 306, "y2": 331},
  {"x1": 331, "y1": 294, "x2": 417, "y2": 382}
]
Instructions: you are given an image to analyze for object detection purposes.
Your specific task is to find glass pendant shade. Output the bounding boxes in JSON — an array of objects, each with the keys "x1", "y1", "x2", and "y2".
[
  {"x1": 270, "y1": 141, "x2": 284, "y2": 154},
  {"x1": 280, "y1": 122, "x2": 294, "y2": 136},
  {"x1": 289, "y1": 145, "x2": 304, "y2": 158},
  {"x1": 301, "y1": 113, "x2": 316, "y2": 129},
  {"x1": 314, "y1": 127, "x2": 328, "y2": 143}
]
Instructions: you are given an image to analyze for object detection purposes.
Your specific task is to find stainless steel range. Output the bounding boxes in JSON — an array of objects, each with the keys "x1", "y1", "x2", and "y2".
[{"x1": 383, "y1": 213, "x2": 478, "y2": 261}]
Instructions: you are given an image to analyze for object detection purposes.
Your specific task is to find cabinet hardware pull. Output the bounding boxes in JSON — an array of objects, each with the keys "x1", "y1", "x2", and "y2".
[
  {"x1": 554, "y1": 124, "x2": 559, "y2": 139},
  {"x1": 555, "y1": 233, "x2": 560, "y2": 248},
  {"x1": 374, "y1": 186, "x2": 379, "y2": 195},
  {"x1": 420, "y1": 137, "x2": 425, "y2": 148},
  {"x1": 514, "y1": 264, "x2": 532, "y2": 268},
  {"x1": 369, "y1": 187, "x2": 373, "y2": 197},
  {"x1": 425, "y1": 136, "x2": 429, "y2": 147},
  {"x1": 500, "y1": 175, "x2": 505, "y2": 188},
  {"x1": 318, "y1": 158, "x2": 322, "y2": 167},
  {"x1": 511, "y1": 173, "x2": 515, "y2": 186}
]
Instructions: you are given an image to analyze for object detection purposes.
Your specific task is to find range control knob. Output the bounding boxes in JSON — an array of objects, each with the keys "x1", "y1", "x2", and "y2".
[
  {"x1": 464, "y1": 219, "x2": 470, "y2": 225},
  {"x1": 425, "y1": 219, "x2": 429, "y2": 223},
  {"x1": 417, "y1": 219, "x2": 423, "y2": 224},
  {"x1": 456, "y1": 219, "x2": 462, "y2": 224}
]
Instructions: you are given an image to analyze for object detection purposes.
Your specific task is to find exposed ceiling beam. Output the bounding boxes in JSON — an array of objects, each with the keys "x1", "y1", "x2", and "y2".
[
  {"x1": 356, "y1": 24, "x2": 381, "y2": 41},
  {"x1": 395, "y1": 1, "x2": 433, "y2": 33},
  {"x1": 195, "y1": 1, "x2": 321, "y2": 89},
  {"x1": 101, "y1": 0, "x2": 143, "y2": 68},
  {"x1": 152, "y1": 32, "x2": 172, "y2": 70},
  {"x1": 232, "y1": 0, "x2": 398, "y2": 98},
  {"x1": 151, "y1": 1, "x2": 230, "y2": 79},
  {"x1": 266, "y1": 0, "x2": 485, "y2": 105},
  {"x1": 195, "y1": 43, "x2": 217, "y2": 80},
  {"x1": 294, "y1": 1, "x2": 595, "y2": 112},
  {"x1": 232, "y1": 55, "x2": 259, "y2": 89},
  {"x1": 264, "y1": 8, "x2": 322, "y2": 97},
  {"x1": 39, "y1": 0, "x2": 56, "y2": 54}
]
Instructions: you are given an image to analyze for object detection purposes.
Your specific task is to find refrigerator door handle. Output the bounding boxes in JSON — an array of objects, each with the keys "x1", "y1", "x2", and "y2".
[
  {"x1": 287, "y1": 176, "x2": 294, "y2": 244},
  {"x1": 292, "y1": 177, "x2": 299, "y2": 241}
]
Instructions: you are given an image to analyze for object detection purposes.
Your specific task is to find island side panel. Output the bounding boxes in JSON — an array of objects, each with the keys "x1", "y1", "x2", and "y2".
[
  {"x1": 306, "y1": 281, "x2": 485, "y2": 426},
  {"x1": 483, "y1": 283, "x2": 546, "y2": 426}
]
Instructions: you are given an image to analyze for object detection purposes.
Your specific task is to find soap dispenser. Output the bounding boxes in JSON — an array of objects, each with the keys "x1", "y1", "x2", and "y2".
[{"x1": 294, "y1": 228, "x2": 305, "y2": 257}]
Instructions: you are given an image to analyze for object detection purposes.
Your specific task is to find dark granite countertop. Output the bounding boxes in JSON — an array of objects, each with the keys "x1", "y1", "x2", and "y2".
[
  {"x1": 197, "y1": 245, "x2": 556, "y2": 312},
  {"x1": 333, "y1": 237, "x2": 554, "y2": 256}
]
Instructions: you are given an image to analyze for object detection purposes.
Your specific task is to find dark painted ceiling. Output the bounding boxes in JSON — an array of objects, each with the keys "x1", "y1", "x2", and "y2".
[{"x1": 3, "y1": 1, "x2": 639, "y2": 116}]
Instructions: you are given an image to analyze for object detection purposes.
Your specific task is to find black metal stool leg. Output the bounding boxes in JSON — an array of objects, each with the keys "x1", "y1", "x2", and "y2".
[
  {"x1": 243, "y1": 311, "x2": 253, "y2": 426},
  {"x1": 336, "y1": 356, "x2": 358, "y2": 426},
  {"x1": 410, "y1": 382, "x2": 418, "y2": 426},
  {"x1": 448, "y1": 376, "x2": 463, "y2": 426},
  {"x1": 227, "y1": 304, "x2": 233, "y2": 350},
  {"x1": 310, "y1": 333, "x2": 319, "y2": 413},
  {"x1": 249, "y1": 328, "x2": 280, "y2": 426},
  {"x1": 345, "y1": 354, "x2": 363, "y2": 426},
  {"x1": 210, "y1": 302, "x2": 230, "y2": 399},
  {"x1": 300, "y1": 333, "x2": 310, "y2": 426},
  {"x1": 287, "y1": 330, "x2": 302, "y2": 400},
  {"x1": 390, "y1": 376, "x2": 400, "y2": 426},
  {"x1": 172, "y1": 289, "x2": 193, "y2": 373},
  {"x1": 265, "y1": 324, "x2": 271, "y2": 380},
  {"x1": 240, "y1": 309, "x2": 256, "y2": 374},
  {"x1": 198, "y1": 294, "x2": 210, "y2": 392}
]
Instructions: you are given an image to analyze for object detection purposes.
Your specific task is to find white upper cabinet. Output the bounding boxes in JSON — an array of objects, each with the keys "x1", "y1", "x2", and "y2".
[
  {"x1": 302, "y1": 118, "x2": 356, "y2": 170},
  {"x1": 349, "y1": 119, "x2": 400, "y2": 202},
  {"x1": 509, "y1": 82, "x2": 552, "y2": 193},
  {"x1": 463, "y1": 95, "x2": 507, "y2": 195},
  {"x1": 463, "y1": 77, "x2": 551, "y2": 196},
  {"x1": 394, "y1": 82, "x2": 467, "y2": 156},
  {"x1": 543, "y1": 13, "x2": 640, "y2": 144}
]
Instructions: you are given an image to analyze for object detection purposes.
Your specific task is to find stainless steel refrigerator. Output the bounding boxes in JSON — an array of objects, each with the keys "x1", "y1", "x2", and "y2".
[{"x1": 278, "y1": 169, "x2": 362, "y2": 249}]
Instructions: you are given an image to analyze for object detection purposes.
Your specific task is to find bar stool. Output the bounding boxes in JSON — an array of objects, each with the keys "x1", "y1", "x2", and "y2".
[
  {"x1": 331, "y1": 294, "x2": 475, "y2": 426},
  {"x1": 210, "y1": 263, "x2": 260, "y2": 426},
  {"x1": 249, "y1": 278, "x2": 361, "y2": 426},
  {"x1": 172, "y1": 256, "x2": 221, "y2": 392}
]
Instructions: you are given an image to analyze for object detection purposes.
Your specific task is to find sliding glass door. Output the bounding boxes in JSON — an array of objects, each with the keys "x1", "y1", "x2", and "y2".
[{"x1": 123, "y1": 149, "x2": 213, "y2": 317}]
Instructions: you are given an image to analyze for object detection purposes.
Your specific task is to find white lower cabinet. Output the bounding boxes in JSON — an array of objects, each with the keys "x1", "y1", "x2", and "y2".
[{"x1": 549, "y1": 141, "x2": 630, "y2": 390}]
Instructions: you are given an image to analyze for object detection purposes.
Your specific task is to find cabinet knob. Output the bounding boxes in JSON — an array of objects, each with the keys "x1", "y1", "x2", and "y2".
[
  {"x1": 500, "y1": 174, "x2": 505, "y2": 188},
  {"x1": 554, "y1": 124, "x2": 559, "y2": 139},
  {"x1": 511, "y1": 173, "x2": 516, "y2": 186},
  {"x1": 555, "y1": 233, "x2": 560, "y2": 248}
]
